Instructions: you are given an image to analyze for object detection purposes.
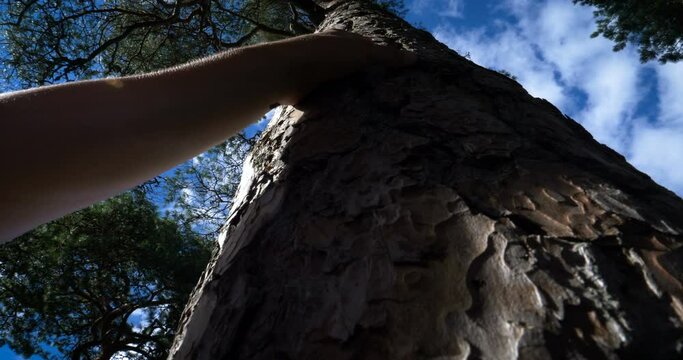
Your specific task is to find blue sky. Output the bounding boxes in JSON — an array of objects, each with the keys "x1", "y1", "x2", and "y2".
[
  {"x1": 404, "y1": 0, "x2": 683, "y2": 196},
  {"x1": 0, "y1": 346, "x2": 43, "y2": 359},
  {"x1": 2, "y1": 0, "x2": 682, "y2": 358}
]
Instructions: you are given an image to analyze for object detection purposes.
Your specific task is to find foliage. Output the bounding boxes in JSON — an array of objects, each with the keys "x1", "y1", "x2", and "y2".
[
  {"x1": 0, "y1": 0, "x2": 313, "y2": 87},
  {"x1": 163, "y1": 132, "x2": 257, "y2": 239},
  {"x1": 0, "y1": 192, "x2": 212, "y2": 359},
  {"x1": 0, "y1": 0, "x2": 404, "y2": 232},
  {"x1": 0, "y1": 1, "x2": 406, "y2": 359},
  {"x1": 0, "y1": 0, "x2": 405, "y2": 87},
  {"x1": 574, "y1": 0, "x2": 683, "y2": 63},
  {"x1": 494, "y1": 69, "x2": 517, "y2": 81}
]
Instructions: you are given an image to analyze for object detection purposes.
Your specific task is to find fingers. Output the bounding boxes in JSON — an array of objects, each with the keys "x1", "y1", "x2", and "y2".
[
  {"x1": 269, "y1": 30, "x2": 417, "y2": 105},
  {"x1": 318, "y1": 29, "x2": 417, "y2": 67}
]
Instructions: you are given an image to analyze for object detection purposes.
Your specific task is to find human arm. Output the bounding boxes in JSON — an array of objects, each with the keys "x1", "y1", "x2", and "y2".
[{"x1": 0, "y1": 31, "x2": 415, "y2": 243}]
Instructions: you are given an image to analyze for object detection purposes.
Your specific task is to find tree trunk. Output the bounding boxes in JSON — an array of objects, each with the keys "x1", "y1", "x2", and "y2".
[{"x1": 169, "y1": 1, "x2": 683, "y2": 359}]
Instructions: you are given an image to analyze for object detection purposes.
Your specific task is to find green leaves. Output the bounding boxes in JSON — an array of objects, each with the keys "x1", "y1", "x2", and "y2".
[
  {"x1": 0, "y1": 0, "x2": 314, "y2": 87},
  {"x1": 0, "y1": 1, "x2": 407, "y2": 87},
  {"x1": 574, "y1": 0, "x2": 683, "y2": 63},
  {"x1": 162, "y1": 132, "x2": 256, "y2": 239},
  {"x1": 0, "y1": 192, "x2": 211, "y2": 359},
  {"x1": 0, "y1": 2, "x2": 406, "y2": 355}
]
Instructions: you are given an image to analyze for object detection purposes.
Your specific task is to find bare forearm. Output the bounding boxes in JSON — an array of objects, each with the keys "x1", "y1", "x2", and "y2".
[
  {"x1": 0, "y1": 46, "x2": 279, "y2": 242},
  {"x1": 0, "y1": 31, "x2": 414, "y2": 243}
]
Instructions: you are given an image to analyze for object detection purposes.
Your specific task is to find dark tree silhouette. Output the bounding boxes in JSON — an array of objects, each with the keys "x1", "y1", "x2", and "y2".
[
  {"x1": 0, "y1": 192, "x2": 211, "y2": 359},
  {"x1": 573, "y1": 0, "x2": 683, "y2": 63}
]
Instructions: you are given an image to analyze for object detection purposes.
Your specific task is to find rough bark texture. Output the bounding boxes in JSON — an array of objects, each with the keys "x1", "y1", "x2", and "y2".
[{"x1": 169, "y1": 1, "x2": 683, "y2": 359}]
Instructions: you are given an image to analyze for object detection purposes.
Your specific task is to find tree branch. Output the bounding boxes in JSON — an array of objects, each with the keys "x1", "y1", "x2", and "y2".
[
  {"x1": 11, "y1": 0, "x2": 39, "y2": 26},
  {"x1": 211, "y1": 0, "x2": 295, "y2": 37},
  {"x1": 288, "y1": 0, "x2": 325, "y2": 25},
  {"x1": 70, "y1": 338, "x2": 102, "y2": 360},
  {"x1": 56, "y1": 7, "x2": 161, "y2": 23},
  {"x1": 115, "y1": 344, "x2": 155, "y2": 359}
]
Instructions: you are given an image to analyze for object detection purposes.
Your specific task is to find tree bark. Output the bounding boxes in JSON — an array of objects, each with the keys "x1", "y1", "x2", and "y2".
[{"x1": 169, "y1": 1, "x2": 683, "y2": 359}]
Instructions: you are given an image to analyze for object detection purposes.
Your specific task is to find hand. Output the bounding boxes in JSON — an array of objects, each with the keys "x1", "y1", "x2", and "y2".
[
  {"x1": 0, "y1": 30, "x2": 416, "y2": 243},
  {"x1": 265, "y1": 30, "x2": 417, "y2": 105}
]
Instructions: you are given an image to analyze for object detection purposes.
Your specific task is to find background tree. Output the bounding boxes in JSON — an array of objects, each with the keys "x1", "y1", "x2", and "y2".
[
  {"x1": 0, "y1": 0, "x2": 403, "y2": 87},
  {"x1": 572, "y1": 0, "x2": 683, "y2": 63},
  {"x1": 0, "y1": 0, "x2": 402, "y2": 233},
  {"x1": 0, "y1": 0, "x2": 289, "y2": 85},
  {"x1": 162, "y1": 132, "x2": 257, "y2": 239},
  {"x1": 0, "y1": 192, "x2": 211, "y2": 359}
]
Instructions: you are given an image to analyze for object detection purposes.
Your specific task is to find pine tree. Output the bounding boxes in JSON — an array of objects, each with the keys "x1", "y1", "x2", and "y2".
[
  {"x1": 0, "y1": 193, "x2": 211, "y2": 359},
  {"x1": 573, "y1": 0, "x2": 683, "y2": 63},
  {"x1": 169, "y1": 1, "x2": 683, "y2": 359},
  {"x1": 2, "y1": 0, "x2": 682, "y2": 358}
]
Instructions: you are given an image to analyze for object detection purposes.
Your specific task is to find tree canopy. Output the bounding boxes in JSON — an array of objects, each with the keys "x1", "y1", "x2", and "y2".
[
  {"x1": 0, "y1": 192, "x2": 212, "y2": 359},
  {"x1": 573, "y1": 0, "x2": 683, "y2": 63},
  {"x1": 0, "y1": 0, "x2": 405, "y2": 232},
  {"x1": 163, "y1": 132, "x2": 257, "y2": 239},
  {"x1": 0, "y1": 0, "x2": 313, "y2": 87},
  {"x1": 0, "y1": 0, "x2": 404, "y2": 87}
]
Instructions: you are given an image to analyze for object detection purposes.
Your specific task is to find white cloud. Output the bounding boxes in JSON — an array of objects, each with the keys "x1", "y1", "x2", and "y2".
[
  {"x1": 493, "y1": 0, "x2": 642, "y2": 152},
  {"x1": 574, "y1": 55, "x2": 640, "y2": 151},
  {"x1": 191, "y1": 154, "x2": 203, "y2": 166},
  {"x1": 181, "y1": 187, "x2": 195, "y2": 199},
  {"x1": 628, "y1": 62, "x2": 683, "y2": 194},
  {"x1": 656, "y1": 63, "x2": 683, "y2": 125},
  {"x1": 433, "y1": 25, "x2": 567, "y2": 108},
  {"x1": 530, "y1": 0, "x2": 641, "y2": 151},
  {"x1": 128, "y1": 308, "x2": 150, "y2": 332},
  {"x1": 442, "y1": 0, "x2": 465, "y2": 18},
  {"x1": 408, "y1": 0, "x2": 427, "y2": 14},
  {"x1": 630, "y1": 123, "x2": 683, "y2": 194},
  {"x1": 410, "y1": 0, "x2": 465, "y2": 18},
  {"x1": 432, "y1": 1, "x2": 640, "y2": 148},
  {"x1": 424, "y1": 0, "x2": 683, "y2": 195}
]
